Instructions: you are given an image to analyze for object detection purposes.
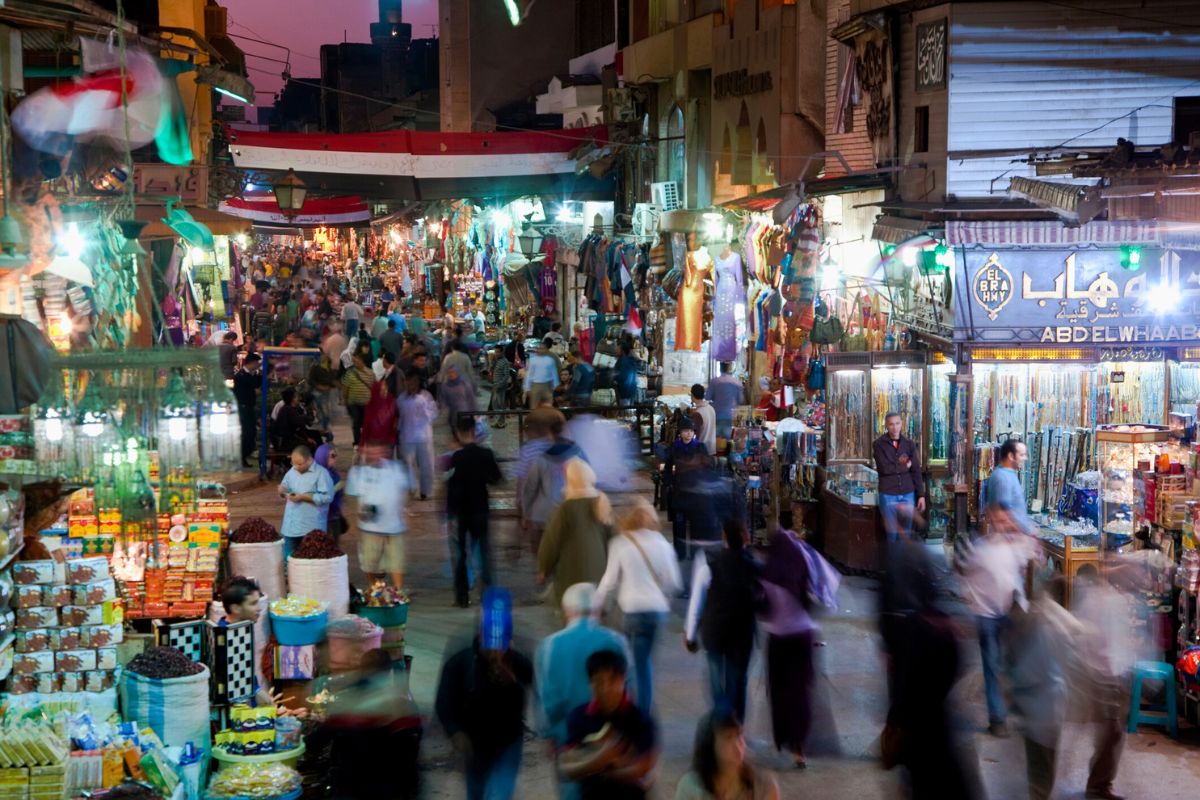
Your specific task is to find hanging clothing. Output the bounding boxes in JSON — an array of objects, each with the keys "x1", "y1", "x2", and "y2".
[
  {"x1": 539, "y1": 264, "x2": 557, "y2": 314},
  {"x1": 675, "y1": 249, "x2": 710, "y2": 352},
  {"x1": 711, "y1": 251, "x2": 745, "y2": 362}
]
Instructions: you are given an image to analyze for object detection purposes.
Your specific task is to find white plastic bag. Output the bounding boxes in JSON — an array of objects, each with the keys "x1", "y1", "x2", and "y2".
[
  {"x1": 287, "y1": 554, "x2": 350, "y2": 618},
  {"x1": 119, "y1": 666, "x2": 211, "y2": 749},
  {"x1": 227, "y1": 539, "x2": 286, "y2": 604}
]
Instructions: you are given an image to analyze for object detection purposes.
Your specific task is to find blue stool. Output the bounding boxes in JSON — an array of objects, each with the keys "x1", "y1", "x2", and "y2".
[{"x1": 1127, "y1": 660, "x2": 1179, "y2": 738}]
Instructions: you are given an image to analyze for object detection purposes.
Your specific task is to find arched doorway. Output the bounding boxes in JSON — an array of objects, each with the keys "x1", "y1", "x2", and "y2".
[{"x1": 733, "y1": 101, "x2": 752, "y2": 185}]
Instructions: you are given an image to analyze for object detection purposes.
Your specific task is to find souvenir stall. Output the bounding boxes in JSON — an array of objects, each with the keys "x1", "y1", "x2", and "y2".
[{"x1": 952, "y1": 231, "x2": 1200, "y2": 609}]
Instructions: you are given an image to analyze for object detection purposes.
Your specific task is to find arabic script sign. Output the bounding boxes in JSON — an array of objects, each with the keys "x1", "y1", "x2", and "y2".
[{"x1": 955, "y1": 249, "x2": 1200, "y2": 345}]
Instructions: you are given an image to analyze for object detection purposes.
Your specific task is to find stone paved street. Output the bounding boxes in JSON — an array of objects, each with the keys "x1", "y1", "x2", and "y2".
[{"x1": 226, "y1": 409, "x2": 1197, "y2": 799}]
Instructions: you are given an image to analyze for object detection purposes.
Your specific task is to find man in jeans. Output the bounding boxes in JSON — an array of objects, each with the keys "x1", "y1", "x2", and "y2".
[
  {"x1": 873, "y1": 411, "x2": 925, "y2": 539},
  {"x1": 706, "y1": 362, "x2": 743, "y2": 439},
  {"x1": 960, "y1": 507, "x2": 1039, "y2": 738},
  {"x1": 446, "y1": 414, "x2": 503, "y2": 608}
]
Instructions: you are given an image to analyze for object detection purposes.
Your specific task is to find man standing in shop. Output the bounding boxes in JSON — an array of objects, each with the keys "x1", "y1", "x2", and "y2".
[
  {"x1": 873, "y1": 411, "x2": 925, "y2": 540},
  {"x1": 985, "y1": 439, "x2": 1035, "y2": 535}
]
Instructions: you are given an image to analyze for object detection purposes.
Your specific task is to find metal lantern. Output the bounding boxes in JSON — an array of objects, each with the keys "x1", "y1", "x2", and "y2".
[
  {"x1": 273, "y1": 168, "x2": 307, "y2": 219},
  {"x1": 517, "y1": 220, "x2": 543, "y2": 259},
  {"x1": 33, "y1": 379, "x2": 74, "y2": 478}
]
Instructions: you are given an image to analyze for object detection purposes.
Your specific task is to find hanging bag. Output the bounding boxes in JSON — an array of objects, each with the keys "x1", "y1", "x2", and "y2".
[
  {"x1": 810, "y1": 312, "x2": 844, "y2": 345},
  {"x1": 806, "y1": 357, "x2": 826, "y2": 392}
]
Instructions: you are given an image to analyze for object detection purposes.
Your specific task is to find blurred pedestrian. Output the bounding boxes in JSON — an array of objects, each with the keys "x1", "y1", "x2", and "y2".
[
  {"x1": 662, "y1": 418, "x2": 714, "y2": 566},
  {"x1": 438, "y1": 363, "x2": 476, "y2": 435},
  {"x1": 346, "y1": 439, "x2": 410, "y2": 589},
  {"x1": 278, "y1": 445, "x2": 333, "y2": 559},
  {"x1": 567, "y1": 350, "x2": 595, "y2": 406},
  {"x1": 707, "y1": 363, "x2": 743, "y2": 440},
  {"x1": 522, "y1": 410, "x2": 585, "y2": 558},
  {"x1": 886, "y1": 556, "x2": 979, "y2": 799},
  {"x1": 488, "y1": 344, "x2": 513, "y2": 427},
  {"x1": 314, "y1": 444, "x2": 346, "y2": 539},
  {"x1": 438, "y1": 339, "x2": 476, "y2": 393},
  {"x1": 341, "y1": 292, "x2": 363, "y2": 338},
  {"x1": 1074, "y1": 569, "x2": 1139, "y2": 800},
  {"x1": 559, "y1": 649, "x2": 659, "y2": 800},
  {"x1": 959, "y1": 507, "x2": 1039, "y2": 737},
  {"x1": 307, "y1": 352, "x2": 338, "y2": 435},
  {"x1": 535, "y1": 584, "x2": 633, "y2": 800},
  {"x1": 594, "y1": 498, "x2": 681, "y2": 715},
  {"x1": 684, "y1": 518, "x2": 760, "y2": 723},
  {"x1": 690, "y1": 384, "x2": 716, "y2": 454},
  {"x1": 217, "y1": 331, "x2": 239, "y2": 380},
  {"x1": 515, "y1": 408, "x2": 557, "y2": 547},
  {"x1": 447, "y1": 414, "x2": 503, "y2": 608},
  {"x1": 342, "y1": 351, "x2": 375, "y2": 447},
  {"x1": 398, "y1": 370, "x2": 438, "y2": 501},
  {"x1": 615, "y1": 343, "x2": 641, "y2": 407},
  {"x1": 524, "y1": 337, "x2": 560, "y2": 408},
  {"x1": 759, "y1": 511, "x2": 840, "y2": 768},
  {"x1": 1006, "y1": 579, "x2": 1071, "y2": 800},
  {"x1": 538, "y1": 459, "x2": 614, "y2": 615},
  {"x1": 674, "y1": 709, "x2": 780, "y2": 800},
  {"x1": 435, "y1": 588, "x2": 533, "y2": 800}
]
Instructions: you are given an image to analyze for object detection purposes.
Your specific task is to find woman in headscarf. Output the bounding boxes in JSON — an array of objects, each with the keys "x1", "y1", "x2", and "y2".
[
  {"x1": 314, "y1": 444, "x2": 347, "y2": 539},
  {"x1": 759, "y1": 510, "x2": 840, "y2": 768},
  {"x1": 537, "y1": 458, "x2": 615, "y2": 615}
]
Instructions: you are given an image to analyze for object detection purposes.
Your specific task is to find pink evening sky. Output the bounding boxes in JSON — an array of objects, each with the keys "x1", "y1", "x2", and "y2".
[{"x1": 220, "y1": 0, "x2": 439, "y2": 103}]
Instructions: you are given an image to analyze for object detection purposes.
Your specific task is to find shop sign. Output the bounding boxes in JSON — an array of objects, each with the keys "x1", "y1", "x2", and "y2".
[
  {"x1": 132, "y1": 164, "x2": 208, "y2": 205},
  {"x1": 714, "y1": 69, "x2": 774, "y2": 100},
  {"x1": 955, "y1": 248, "x2": 1200, "y2": 345},
  {"x1": 915, "y1": 19, "x2": 947, "y2": 92}
]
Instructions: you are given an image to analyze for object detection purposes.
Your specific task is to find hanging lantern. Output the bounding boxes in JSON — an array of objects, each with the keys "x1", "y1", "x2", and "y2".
[
  {"x1": 33, "y1": 378, "x2": 75, "y2": 478},
  {"x1": 74, "y1": 380, "x2": 116, "y2": 482},
  {"x1": 155, "y1": 375, "x2": 198, "y2": 471},
  {"x1": 198, "y1": 384, "x2": 241, "y2": 472}
]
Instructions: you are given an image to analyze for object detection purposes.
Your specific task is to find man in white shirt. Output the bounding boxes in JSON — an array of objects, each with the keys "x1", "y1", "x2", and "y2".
[
  {"x1": 346, "y1": 439, "x2": 410, "y2": 589},
  {"x1": 341, "y1": 294, "x2": 363, "y2": 338},
  {"x1": 690, "y1": 383, "x2": 717, "y2": 455},
  {"x1": 959, "y1": 507, "x2": 1040, "y2": 737},
  {"x1": 397, "y1": 370, "x2": 438, "y2": 500},
  {"x1": 523, "y1": 337, "x2": 560, "y2": 408}
]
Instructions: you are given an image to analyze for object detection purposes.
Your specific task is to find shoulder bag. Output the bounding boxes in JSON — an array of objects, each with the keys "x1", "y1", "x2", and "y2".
[{"x1": 622, "y1": 531, "x2": 666, "y2": 597}]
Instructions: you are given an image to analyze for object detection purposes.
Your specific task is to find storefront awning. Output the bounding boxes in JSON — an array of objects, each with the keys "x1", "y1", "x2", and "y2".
[
  {"x1": 946, "y1": 219, "x2": 1161, "y2": 247},
  {"x1": 721, "y1": 172, "x2": 890, "y2": 212},
  {"x1": 134, "y1": 205, "x2": 250, "y2": 239},
  {"x1": 872, "y1": 215, "x2": 935, "y2": 244},
  {"x1": 218, "y1": 195, "x2": 370, "y2": 228}
]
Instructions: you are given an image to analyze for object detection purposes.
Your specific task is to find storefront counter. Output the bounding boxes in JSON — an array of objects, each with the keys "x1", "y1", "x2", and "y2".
[
  {"x1": 1034, "y1": 526, "x2": 1101, "y2": 608},
  {"x1": 821, "y1": 486, "x2": 885, "y2": 572}
]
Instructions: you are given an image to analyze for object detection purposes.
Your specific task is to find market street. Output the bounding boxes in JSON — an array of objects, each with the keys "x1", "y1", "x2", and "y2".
[{"x1": 227, "y1": 414, "x2": 1197, "y2": 799}]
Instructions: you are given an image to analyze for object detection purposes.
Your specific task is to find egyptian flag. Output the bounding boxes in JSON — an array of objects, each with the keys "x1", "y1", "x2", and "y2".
[{"x1": 625, "y1": 305, "x2": 643, "y2": 338}]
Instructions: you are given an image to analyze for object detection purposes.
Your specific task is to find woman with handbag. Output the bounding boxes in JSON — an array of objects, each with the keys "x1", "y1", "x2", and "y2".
[{"x1": 594, "y1": 498, "x2": 683, "y2": 715}]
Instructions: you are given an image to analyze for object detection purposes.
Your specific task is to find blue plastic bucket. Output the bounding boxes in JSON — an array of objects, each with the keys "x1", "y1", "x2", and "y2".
[{"x1": 269, "y1": 611, "x2": 328, "y2": 645}]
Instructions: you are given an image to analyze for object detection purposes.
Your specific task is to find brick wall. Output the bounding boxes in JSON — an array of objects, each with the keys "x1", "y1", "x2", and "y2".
[{"x1": 824, "y1": 0, "x2": 874, "y2": 175}]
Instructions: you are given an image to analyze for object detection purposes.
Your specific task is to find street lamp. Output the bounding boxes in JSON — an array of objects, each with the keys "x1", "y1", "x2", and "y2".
[
  {"x1": 273, "y1": 168, "x2": 307, "y2": 221},
  {"x1": 517, "y1": 217, "x2": 543, "y2": 259}
]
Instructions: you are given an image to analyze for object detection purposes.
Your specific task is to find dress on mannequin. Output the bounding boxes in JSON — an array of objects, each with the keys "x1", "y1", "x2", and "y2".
[
  {"x1": 710, "y1": 248, "x2": 744, "y2": 362},
  {"x1": 675, "y1": 247, "x2": 711, "y2": 351}
]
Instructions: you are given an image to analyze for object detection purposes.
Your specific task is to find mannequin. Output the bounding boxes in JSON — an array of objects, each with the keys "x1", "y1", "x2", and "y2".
[{"x1": 675, "y1": 232, "x2": 712, "y2": 352}]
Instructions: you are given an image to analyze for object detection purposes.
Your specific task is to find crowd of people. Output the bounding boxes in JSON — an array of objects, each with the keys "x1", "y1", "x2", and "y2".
[{"x1": 220, "y1": 248, "x2": 1154, "y2": 800}]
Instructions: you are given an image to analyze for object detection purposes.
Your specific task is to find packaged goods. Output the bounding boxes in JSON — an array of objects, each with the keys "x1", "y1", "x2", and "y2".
[
  {"x1": 12, "y1": 652, "x2": 53, "y2": 675},
  {"x1": 268, "y1": 596, "x2": 327, "y2": 618},
  {"x1": 53, "y1": 650, "x2": 97, "y2": 673},
  {"x1": 72, "y1": 580, "x2": 116, "y2": 605},
  {"x1": 12, "y1": 563, "x2": 54, "y2": 586},
  {"x1": 15, "y1": 609, "x2": 55, "y2": 630},
  {"x1": 65, "y1": 557, "x2": 109, "y2": 584},
  {"x1": 205, "y1": 762, "x2": 301, "y2": 799}
]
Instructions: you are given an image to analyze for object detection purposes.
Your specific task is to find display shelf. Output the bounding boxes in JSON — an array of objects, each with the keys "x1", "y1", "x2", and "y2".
[{"x1": 1095, "y1": 424, "x2": 1170, "y2": 444}]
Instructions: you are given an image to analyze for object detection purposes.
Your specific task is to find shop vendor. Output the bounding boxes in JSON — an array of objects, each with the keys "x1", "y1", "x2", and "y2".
[{"x1": 873, "y1": 411, "x2": 925, "y2": 540}]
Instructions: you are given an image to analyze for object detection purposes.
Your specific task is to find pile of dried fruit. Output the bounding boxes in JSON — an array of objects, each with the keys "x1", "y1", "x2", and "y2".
[
  {"x1": 126, "y1": 646, "x2": 205, "y2": 679},
  {"x1": 291, "y1": 530, "x2": 343, "y2": 559},
  {"x1": 231, "y1": 517, "x2": 281, "y2": 543}
]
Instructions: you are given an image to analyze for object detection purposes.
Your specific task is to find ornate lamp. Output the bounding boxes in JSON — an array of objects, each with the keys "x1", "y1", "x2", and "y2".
[{"x1": 272, "y1": 169, "x2": 307, "y2": 221}]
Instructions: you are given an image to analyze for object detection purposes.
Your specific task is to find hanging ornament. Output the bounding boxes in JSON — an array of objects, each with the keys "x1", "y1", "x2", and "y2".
[
  {"x1": 198, "y1": 383, "x2": 241, "y2": 473},
  {"x1": 155, "y1": 374, "x2": 197, "y2": 473},
  {"x1": 74, "y1": 378, "x2": 116, "y2": 482},
  {"x1": 33, "y1": 377, "x2": 74, "y2": 478}
]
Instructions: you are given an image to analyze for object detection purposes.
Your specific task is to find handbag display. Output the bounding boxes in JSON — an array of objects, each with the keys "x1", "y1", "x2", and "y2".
[
  {"x1": 806, "y1": 357, "x2": 826, "y2": 391},
  {"x1": 810, "y1": 313, "x2": 844, "y2": 345}
]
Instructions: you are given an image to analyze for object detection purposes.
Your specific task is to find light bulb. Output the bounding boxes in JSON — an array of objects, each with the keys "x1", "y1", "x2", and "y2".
[
  {"x1": 209, "y1": 405, "x2": 229, "y2": 435},
  {"x1": 44, "y1": 417, "x2": 63, "y2": 443},
  {"x1": 167, "y1": 417, "x2": 188, "y2": 441},
  {"x1": 81, "y1": 413, "x2": 104, "y2": 438},
  {"x1": 62, "y1": 222, "x2": 86, "y2": 259}
]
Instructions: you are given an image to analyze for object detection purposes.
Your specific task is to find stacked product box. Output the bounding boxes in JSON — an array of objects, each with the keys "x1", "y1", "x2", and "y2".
[
  {"x1": 61, "y1": 490, "x2": 228, "y2": 620},
  {"x1": 10, "y1": 558, "x2": 123, "y2": 695}
]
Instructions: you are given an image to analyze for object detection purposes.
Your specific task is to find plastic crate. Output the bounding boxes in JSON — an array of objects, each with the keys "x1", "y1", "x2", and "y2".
[{"x1": 269, "y1": 611, "x2": 328, "y2": 646}]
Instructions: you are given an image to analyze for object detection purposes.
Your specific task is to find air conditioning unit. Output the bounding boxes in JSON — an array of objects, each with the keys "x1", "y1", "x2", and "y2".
[
  {"x1": 650, "y1": 181, "x2": 680, "y2": 212},
  {"x1": 608, "y1": 88, "x2": 636, "y2": 124},
  {"x1": 632, "y1": 204, "x2": 661, "y2": 237}
]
